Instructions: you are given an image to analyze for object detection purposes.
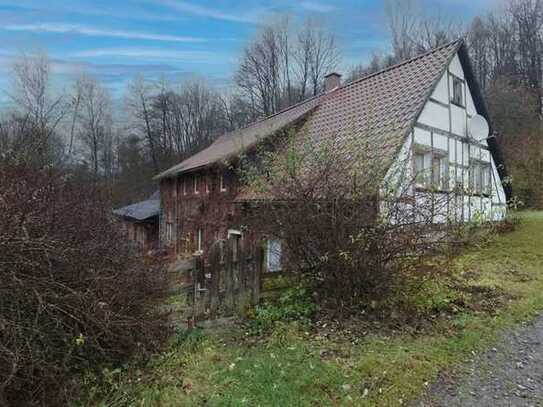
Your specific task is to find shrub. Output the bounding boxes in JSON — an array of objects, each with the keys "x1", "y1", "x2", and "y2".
[
  {"x1": 0, "y1": 164, "x2": 170, "y2": 406},
  {"x1": 241, "y1": 130, "x2": 466, "y2": 308},
  {"x1": 248, "y1": 288, "x2": 317, "y2": 334}
]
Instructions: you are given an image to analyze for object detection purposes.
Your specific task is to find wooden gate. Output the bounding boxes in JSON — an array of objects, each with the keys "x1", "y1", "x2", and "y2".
[{"x1": 191, "y1": 239, "x2": 262, "y2": 320}]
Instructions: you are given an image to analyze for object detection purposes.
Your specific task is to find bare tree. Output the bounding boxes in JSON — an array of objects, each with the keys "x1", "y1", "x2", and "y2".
[
  {"x1": 7, "y1": 52, "x2": 67, "y2": 164},
  {"x1": 384, "y1": 0, "x2": 461, "y2": 61},
  {"x1": 126, "y1": 75, "x2": 160, "y2": 172},
  {"x1": 236, "y1": 16, "x2": 340, "y2": 118},
  {"x1": 75, "y1": 75, "x2": 113, "y2": 177}
]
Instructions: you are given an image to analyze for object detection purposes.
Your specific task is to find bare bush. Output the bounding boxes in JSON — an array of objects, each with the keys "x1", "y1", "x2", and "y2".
[
  {"x1": 241, "y1": 130, "x2": 474, "y2": 308},
  {"x1": 0, "y1": 160, "x2": 170, "y2": 406}
]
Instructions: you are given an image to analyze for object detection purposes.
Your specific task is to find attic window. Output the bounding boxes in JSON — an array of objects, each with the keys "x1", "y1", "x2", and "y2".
[{"x1": 451, "y1": 76, "x2": 464, "y2": 107}]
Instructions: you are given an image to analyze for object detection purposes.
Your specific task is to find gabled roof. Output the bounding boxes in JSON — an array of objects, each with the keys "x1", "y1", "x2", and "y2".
[
  {"x1": 154, "y1": 96, "x2": 321, "y2": 180},
  {"x1": 156, "y1": 39, "x2": 506, "y2": 191},
  {"x1": 113, "y1": 191, "x2": 160, "y2": 222}
]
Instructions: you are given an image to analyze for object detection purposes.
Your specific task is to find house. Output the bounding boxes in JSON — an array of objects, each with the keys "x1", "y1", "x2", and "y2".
[
  {"x1": 154, "y1": 39, "x2": 508, "y2": 264},
  {"x1": 113, "y1": 191, "x2": 160, "y2": 254}
]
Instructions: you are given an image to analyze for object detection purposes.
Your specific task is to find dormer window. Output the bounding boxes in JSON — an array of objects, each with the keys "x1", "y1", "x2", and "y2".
[
  {"x1": 194, "y1": 174, "x2": 199, "y2": 194},
  {"x1": 219, "y1": 171, "x2": 227, "y2": 192},
  {"x1": 451, "y1": 76, "x2": 464, "y2": 107}
]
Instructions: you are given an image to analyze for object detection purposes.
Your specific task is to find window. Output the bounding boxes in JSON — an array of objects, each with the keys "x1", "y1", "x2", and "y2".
[
  {"x1": 414, "y1": 151, "x2": 429, "y2": 187},
  {"x1": 183, "y1": 177, "x2": 187, "y2": 195},
  {"x1": 414, "y1": 149, "x2": 448, "y2": 190},
  {"x1": 196, "y1": 229, "x2": 203, "y2": 253},
  {"x1": 205, "y1": 177, "x2": 210, "y2": 194},
  {"x1": 470, "y1": 162, "x2": 491, "y2": 195},
  {"x1": 193, "y1": 174, "x2": 199, "y2": 194},
  {"x1": 451, "y1": 76, "x2": 464, "y2": 106},
  {"x1": 266, "y1": 239, "x2": 282, "y2": 272},
  {"x1": 219, "y1": 171, "x2": 227, "y2": 192},
  {"x1": 432, "y1": 154, "x2": 448, "y2": 191},
  {"x1": 165, "y1": 222, "x2": 173, "y2": 243}
]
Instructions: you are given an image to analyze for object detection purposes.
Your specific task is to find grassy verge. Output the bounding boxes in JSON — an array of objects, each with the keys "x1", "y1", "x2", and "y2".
[{"x1": 88, "y1": 211, "x2": 543, "y2": 406}]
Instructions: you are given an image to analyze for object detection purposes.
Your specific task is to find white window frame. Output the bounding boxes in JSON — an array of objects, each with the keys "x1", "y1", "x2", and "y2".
[
  {"x1": 432, "y1": 152, "x2": 448, "y2": 191},
  {"x1": 413, "y1": 150, "x2": 431, "y2": 188},
  {"x1": 194, "y1": 174, "x2": 199, "y2": 194},
  {"x1": 196, "y1": 228, "x2": 203, "y2": 254},
  {"x1": 165, "y1": 222, "x2": 173, "y2": 243},
  {"x1": 414, "y1": 148, "x2": 448, "y2": 191},
  {"x1": 266, "y1": 239, "x2": 282, "y2": 272},
  {"x1": 470, "y1": 161, "x2": 491, "y2": 195},
  {"x1": 220, "y1": 171, "x2": 227, "y2": 192}
]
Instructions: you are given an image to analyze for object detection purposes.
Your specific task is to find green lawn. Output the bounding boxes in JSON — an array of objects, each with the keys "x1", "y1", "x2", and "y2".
[{"x1": 90, "y1": 211, "x2": 543, "y2": 406}]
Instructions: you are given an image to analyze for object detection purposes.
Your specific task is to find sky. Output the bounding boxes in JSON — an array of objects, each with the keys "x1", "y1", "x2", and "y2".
[{"x1": 0, "y1": 0, "x2": 500, "y2": 104}]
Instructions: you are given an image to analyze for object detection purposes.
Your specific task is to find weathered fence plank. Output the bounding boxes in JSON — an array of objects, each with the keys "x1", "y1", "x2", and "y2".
[{"x1": 191, "y1": 239, "x2": 263, "y2": 321}]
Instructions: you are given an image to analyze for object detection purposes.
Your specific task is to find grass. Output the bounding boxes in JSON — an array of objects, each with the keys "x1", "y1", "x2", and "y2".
[{"x1": 89, "y1": 211, "x2": 543, "y2": 406}]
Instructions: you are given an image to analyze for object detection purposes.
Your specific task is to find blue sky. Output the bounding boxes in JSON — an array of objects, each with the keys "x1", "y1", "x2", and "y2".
[{"x1": 0, "y1": 0, "x2": 500, "y2": 101}]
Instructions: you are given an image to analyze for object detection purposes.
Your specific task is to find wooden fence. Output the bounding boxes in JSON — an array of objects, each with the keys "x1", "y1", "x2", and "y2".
[{"x1": 191, "y1": 239, "x2": 262, "y2": 320}]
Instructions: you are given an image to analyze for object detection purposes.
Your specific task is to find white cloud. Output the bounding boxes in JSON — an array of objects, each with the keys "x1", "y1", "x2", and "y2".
[
  {"x1": 71, "y1": 48, "x2": 217, "y2": 63},
  {"x1": 152, "y1": 0, "x2": 260, "y2": 23},
  {"x1": 299, "y1": 1, "x2": 337, "y2": 13},
  {"x1": 3, "y1": 23, "x2": 205, "y2": 43}
]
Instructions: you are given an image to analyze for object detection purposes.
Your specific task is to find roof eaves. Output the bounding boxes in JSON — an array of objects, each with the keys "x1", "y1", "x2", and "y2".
[{"x1": 154, "y1": 103, "x2": 320, "y2": 181}]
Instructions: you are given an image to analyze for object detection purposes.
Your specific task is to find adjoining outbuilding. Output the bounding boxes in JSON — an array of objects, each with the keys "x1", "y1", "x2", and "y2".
[{"x1": 113, "y1": 191, "x2": 160, "y2": 254}]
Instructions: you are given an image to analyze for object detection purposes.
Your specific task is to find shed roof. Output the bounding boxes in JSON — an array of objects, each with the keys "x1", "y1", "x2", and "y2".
[{"x1": 113, "y1": 192, "x2": 160, "y2": 221}]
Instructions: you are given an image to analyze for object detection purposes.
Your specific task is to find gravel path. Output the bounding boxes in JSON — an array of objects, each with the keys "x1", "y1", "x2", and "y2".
[{"x1": 419, "y1": 314, "x2": 543, "y2": 407}]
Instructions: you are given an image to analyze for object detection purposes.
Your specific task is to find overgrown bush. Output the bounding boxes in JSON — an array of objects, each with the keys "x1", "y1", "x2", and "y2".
[
  {"x1": 0, "y1": 164, "x2": 170, "y2": 406},
  {"x1": 247, "y1": 288, "x2": 317, "y2": 334},
  {"x1": 241, "y1": 130, "x2": 464, "y2": 308}
]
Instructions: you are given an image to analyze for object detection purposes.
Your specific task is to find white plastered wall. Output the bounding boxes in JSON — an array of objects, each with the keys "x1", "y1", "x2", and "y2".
[{"x1": 384, "y1": 53, "x2": 507, "y2": 223}]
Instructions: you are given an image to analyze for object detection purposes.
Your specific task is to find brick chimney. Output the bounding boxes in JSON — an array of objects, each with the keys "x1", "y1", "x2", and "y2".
[{"x1": 324, "y1": 72, "x2": 341, "y2": 92}]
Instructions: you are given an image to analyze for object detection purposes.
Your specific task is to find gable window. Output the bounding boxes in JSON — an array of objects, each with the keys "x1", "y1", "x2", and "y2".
[
  {"x1": 451, "y1": 76, "x2": 464, "y2": 106},
  {"x1": 193, "y1": 174, "x2": 199, "y2": 194},
  {"x1": 219, "y1": 171, "x2": 227, "y2": 192}
]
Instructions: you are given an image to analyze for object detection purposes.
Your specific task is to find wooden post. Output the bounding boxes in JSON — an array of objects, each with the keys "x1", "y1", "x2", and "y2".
[
  {"x1": 208, "y1": 243, "x2": 220, "y2": 319},
  {"x1": 224, "y1": 240, "x2": 234, "y2": 312},
  {"x1": 237, "y1": 239, "x2": 247, "y2": 314},
  {"x1": 252, "y1": 244, "x2": 262, "y2": 306}
]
